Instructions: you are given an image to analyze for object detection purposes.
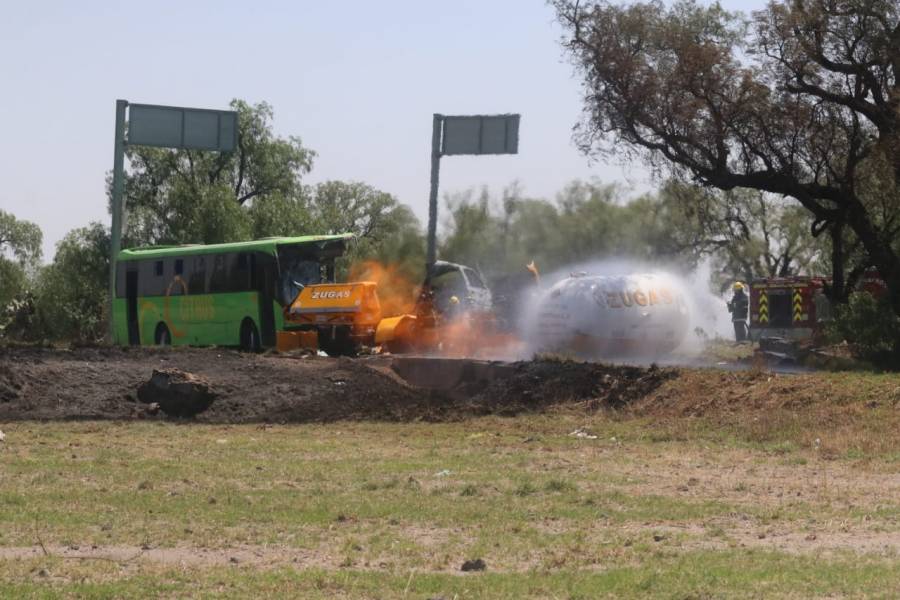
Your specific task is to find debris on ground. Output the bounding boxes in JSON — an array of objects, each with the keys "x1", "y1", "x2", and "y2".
[
  {"x1": 136, "y1": 368, "x2": 217, "y2": 417},
  {"x1": 569, "y1": 428, "x2": 598, "y2": 439},
  {"x1": 461, "y1": 558, "x2": 486, "y2": 572}
]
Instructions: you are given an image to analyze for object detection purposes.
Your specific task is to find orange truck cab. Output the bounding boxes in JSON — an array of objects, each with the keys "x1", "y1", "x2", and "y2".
[{"x1": 279, "y1": 282, "x2": 379, "y2": 355}]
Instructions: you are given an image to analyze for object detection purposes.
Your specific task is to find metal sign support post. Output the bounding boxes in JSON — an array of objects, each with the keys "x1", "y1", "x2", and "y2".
[
  {"x1": 108, "y1": 99, "x2": 128, "y2": 341},
  {"x1": 423, "y1": 112, "x2": 520, "y2": 275},
  {"x1": 426, "y1": 113, "x2": 442, "y2": 269}
]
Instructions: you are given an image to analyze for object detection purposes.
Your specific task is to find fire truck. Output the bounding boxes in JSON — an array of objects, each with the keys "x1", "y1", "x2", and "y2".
[{"x1": 748, "y1": 270, "x2": 887, "y2": 341}]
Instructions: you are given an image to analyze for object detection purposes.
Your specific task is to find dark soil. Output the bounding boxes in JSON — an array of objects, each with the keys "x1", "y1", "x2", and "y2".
[
  {"x1": 471, "y1": 359, "x2": 676, "y2": 413},
  {"x1": 0, "y1": 346, "x2": 675, "y2": 423},
  {"x1": 0, "y1": 362, "x2": 26, "y2": 402}
]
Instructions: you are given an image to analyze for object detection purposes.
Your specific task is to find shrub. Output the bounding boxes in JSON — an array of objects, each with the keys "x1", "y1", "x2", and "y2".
[
  {"x1": 33, "y1": 223, "x2": 109, "y2": 343},
  {"x1": 827, "y1": 292, "x2": 900, "y2": 368},
  {"x1": 0, "y1": 292, "x2": 39, "y2": 341}
]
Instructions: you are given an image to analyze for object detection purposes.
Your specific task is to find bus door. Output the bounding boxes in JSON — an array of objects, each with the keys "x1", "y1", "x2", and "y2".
[
  {"x1": 126, "y1": 267, "x2": 140, "y2": 345},
  {"x1": 253, "y1": 253, "x2": 277, "y2": 347}
]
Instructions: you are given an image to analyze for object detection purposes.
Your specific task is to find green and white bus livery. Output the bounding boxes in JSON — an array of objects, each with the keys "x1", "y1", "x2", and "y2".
[{"x1": 112, "y1": 234, "x2": 353, "y2": 350}]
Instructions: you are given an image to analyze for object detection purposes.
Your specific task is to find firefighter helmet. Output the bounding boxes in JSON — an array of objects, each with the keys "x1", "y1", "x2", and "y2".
[{"x1": 732, "y1": 281, "x2": 745, "y2": 291}]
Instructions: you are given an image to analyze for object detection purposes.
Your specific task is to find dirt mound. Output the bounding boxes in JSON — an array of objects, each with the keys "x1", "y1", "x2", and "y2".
[
  {"x1": 0, "y1": 347, "x2": 677, "y2": 423},
  {"x1": 205, "y1": 357, "x2": 435, "y2": 423},
  {"x1": 630, "y1": 367, "x2": 900, "y2": 420},
  {"x1": 468, "y1": 360, "x2": 676, "y2": 414},
  {"x1": 137, "y1": 369, "x2": 217, "y2": 417}
]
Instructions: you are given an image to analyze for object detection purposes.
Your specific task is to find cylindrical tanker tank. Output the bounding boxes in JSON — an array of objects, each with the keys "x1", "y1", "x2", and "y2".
[{"x1": 530, "y1": 273, "x2": 690, "y2": 357}]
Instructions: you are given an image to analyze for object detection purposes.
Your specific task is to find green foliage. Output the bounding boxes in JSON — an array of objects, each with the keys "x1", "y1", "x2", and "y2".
[
  {"x1": 0, "y1": 260, "x2": 27, "y2": 309},
  {"x1": 0, "y1": 210, "x2": 42, "y2": 306},
  {"x1": 0, "y1": 291, "x2": 38, "y2": 341},
  {"x1": 553, "y1": 0, "x2": 900, "y2": 316},
  {"x1": 659, "y1": 183, "x2": 824, "y2": 291},
  {"x1": 438, "y1": 180, "x2": 819, "y2": 285},
  {"x1": 121, "y1": 99, "x2": 315, "y2": 246},
  {"x1": 0, "y1": 210, "x2": 42, "y2": 264},
  {"x1": 440, "y1": 181, "x2": 675, "y2": 277},
  {"x1": 309, "y1": 181, "x2": 425, "y2": 280},
  {"x1": 247, "y1": 194, "x2": 315, "y2": 240},
  {"x1": 117, "y1": 99, "x2": 424, "y2": 280},
  {"x1": 34, "y1": 223, "x2": 110, "y2": 342},
  {"x1": 828, "y1": 292, "x2": 900, "y2": 368}
]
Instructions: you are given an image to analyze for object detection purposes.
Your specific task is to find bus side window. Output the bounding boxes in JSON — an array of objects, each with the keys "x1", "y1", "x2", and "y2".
[
  {"x1": 170, "y1": 258, "x2": 186, "y2": 296},
  {"x1": 189, "y1": 256, "x2": 207, "y2": 294},
  {"x1": 141, "y1": 260, "x2": 167, "y2": 296},
  {"x1": 248, "y1": 254, "x2": 258, "y2": 290},
  {"x1": 209, "y1": 254, "x2": 233, "y2": 293},
  {"x1": 234, "y1": 253, "x2": 251, "y2": 291}
]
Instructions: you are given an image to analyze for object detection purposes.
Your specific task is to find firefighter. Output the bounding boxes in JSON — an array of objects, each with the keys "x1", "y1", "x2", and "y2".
[
  {"x1": 446, "y1": 295, "x2": 463, "y2": 321},
  {"x1": 727, "y1": 282, "x2": 750, "y2": 342}
]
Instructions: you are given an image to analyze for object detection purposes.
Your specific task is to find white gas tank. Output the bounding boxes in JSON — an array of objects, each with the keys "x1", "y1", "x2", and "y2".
[{"x1": 531, "y1": 273, "x2": 690, "y2": 357}]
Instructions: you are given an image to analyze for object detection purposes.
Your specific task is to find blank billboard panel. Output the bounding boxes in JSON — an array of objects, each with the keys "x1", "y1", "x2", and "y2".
[
  {"x1": 441, "y1": 114, "x2": 519, "y2": 156},
  {"x1": 129, "y1": 104, "x2": 237, "y2": 152}
]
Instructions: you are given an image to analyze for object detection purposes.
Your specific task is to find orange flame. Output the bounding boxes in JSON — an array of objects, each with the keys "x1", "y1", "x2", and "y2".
[
  {"x1": 347, "y1": 260, "x2": 418, "y2": 317},
  {"x1": 425, "y1": 311, "x2": 525, "y2": 359},
  {"x1": 346, "y1": 260, "x2": 527, "y2": 359}
]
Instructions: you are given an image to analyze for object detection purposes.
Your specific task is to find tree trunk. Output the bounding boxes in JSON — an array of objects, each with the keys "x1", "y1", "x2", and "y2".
[
  {"x1": 845, "y1": 203, "x2": 900, "y2": 317},
  {"x1": 829, "y1": 221, "x2": 847, "y2": 304}
]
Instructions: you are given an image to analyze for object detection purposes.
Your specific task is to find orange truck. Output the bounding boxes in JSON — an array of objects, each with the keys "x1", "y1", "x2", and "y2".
[
  {"x1": 275, "y1": 281, "x2": 414, "y2": 355},
  {"x1": 275, "y1": 261, "x2": 502, "y2": 356}
]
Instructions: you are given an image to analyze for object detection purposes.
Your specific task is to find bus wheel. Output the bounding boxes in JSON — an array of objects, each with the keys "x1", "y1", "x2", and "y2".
[
  {"x1": 154, "y1": 323, "x2": 171, "y2": 346},
  {"x1": 240, "y1": 319, "x2": 261, "y2": 353}
]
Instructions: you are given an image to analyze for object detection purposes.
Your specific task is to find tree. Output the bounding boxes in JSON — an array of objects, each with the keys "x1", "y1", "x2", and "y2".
[
  {"x1": 117, "y1": 100, "x2": 425, "y2": 272},
  {"x1": 659, "y1": 182, "x2": 825, "y2": 289},
  {"x1": 553, "y1": 0, "x2": 900, "y2": 315},
  {"x1": 0, "y1": 210, "x2": 42, "y2": 306},
  {"x1": 438, "y1": 180, "x2": 698, "y2": 278},
  {"x1": 309, "y1": 181, "x2": 425, "y2": 278},
  {"x1": 34, "y1": 223, "x2": 110, "y2": 342},
  {"x1": 440, "y1": 187, "x2": 509, "y2": 272},
  {"x1": 121, "y1": 99, "x2": 315, "y2": 246}
]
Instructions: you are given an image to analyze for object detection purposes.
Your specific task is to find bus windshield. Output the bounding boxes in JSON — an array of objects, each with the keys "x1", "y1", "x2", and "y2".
[{"x1": 277, "y1": 245, "x2": 323, "y2": 304}]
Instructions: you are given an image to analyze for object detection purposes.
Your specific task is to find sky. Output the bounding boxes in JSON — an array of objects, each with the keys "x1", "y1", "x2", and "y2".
[{"x1": 0, "y1": 0, "x2": 763, "y2": 261}]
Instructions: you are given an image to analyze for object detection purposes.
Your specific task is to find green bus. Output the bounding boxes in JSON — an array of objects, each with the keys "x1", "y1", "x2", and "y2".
[{"x1": 112, "y1": 234, "x2": 353, "y2": 350}]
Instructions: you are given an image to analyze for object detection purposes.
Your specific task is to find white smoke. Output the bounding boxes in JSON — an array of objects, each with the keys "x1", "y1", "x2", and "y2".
[
  {"x1": 513, "y1": 256, "x2": 733, "y2": 364},
  {"x1": 684, "y1": 257, "x2": 734, "y2": 342}
]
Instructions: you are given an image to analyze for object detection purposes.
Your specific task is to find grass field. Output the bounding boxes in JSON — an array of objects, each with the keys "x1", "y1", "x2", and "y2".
[{"x1": 4, "y1": 386, "x2": 900, "y2": 599}]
